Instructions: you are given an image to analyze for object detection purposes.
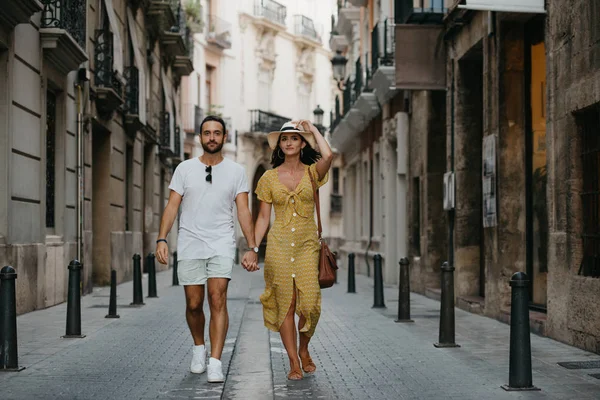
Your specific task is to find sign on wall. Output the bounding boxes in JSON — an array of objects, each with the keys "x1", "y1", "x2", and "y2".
[
  {"x1": 482, "y1": 135, "x2": 498, "y2": 228},
  {"x1": 459, "y1": 0, "x2": 546, "y2": 13}
]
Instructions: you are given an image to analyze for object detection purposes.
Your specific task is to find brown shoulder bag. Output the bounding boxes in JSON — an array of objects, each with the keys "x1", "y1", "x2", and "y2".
[{"x1": 309, "y1": 168, "x2": 339, "y2": 289}]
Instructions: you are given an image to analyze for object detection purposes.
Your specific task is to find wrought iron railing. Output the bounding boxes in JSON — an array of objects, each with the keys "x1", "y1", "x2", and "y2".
[
  {"x1": 343, "y1": 77, "x2": 352, "y2": 116},
  {"x1": 94, "y1": 29, "x2": 122, "y2": 95},
  {"x1": 250, "y1": 109, "x2": 289, "y2": 133},
  {"x1": 41, "y1": 0, "x2": 86, "y2": 48},
  {"x1": 160, "y1": 111, "x2": 171, "y2": 150},
  {"x1": 353, "y1": 56, "x2": 363, "y2": 100},
  {"x1": 174, "y1": 126, "x2": 181, "y2": 156},
  {"x1": 579, "y1": 106, "x2": 600, "y2": 278},
  {"x1": 331, "y1": 95, "x2": 342, "y2": 132},
  {"x1": 254, "y1": 0, "x2": 287, "y2": 26},
  {"x1": 124, "y1": 66, "x2": 139, "y2": 115},
  {"x1": 395, "y1": 0, "x2": 447, "y2": 24},
  {"x1": 294, "y1": 15, "x2": 319, "y2": 41},
  {"x1": 371, "y1": 23, "x2": 380, "y2": 73},
  {"x1": 207, "y1": 15, "x2": 232, "y2": 47},
  {"x1": 330, "y1": 194, "x2": 343, "y2": 214},
  {"x1": 381, "y1": 18, "x2": 395, "y2": 66}
]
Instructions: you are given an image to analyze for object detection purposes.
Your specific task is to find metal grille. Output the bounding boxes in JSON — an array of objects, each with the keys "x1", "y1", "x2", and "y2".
[
  {"x1": 94, "y1": 28, "x2": 122, "y2": 95},
  {"x1": 249, "y1": 109, "x2": 289, "y2": 133},
  {"x1": 579, "y1": 106, "x2": 600, "y2": 278},
  {"x1": 124, "y1": 66, "x2": 139, "y2": 115},
  {"x1": 41, "y1": 0, "x2": 86, "y2": 48},
  {"x1": 330, "y1": 194, "x2": 342, "y2": 214},
  {"x1": 46, "y1": 91, "x2": 57, "y2": 228},
  {"x1": 294, "y1": 15, "x2": 319, "y2": 41},
  {"x1": 160, "y1": 111, "x2": 171, "y2": 149},
  {"x1": 353, "y1": 57, "x2": 363, "y2": 100},
  {"x1": 254, "y1": 0, "x2": 287, "y2": 26},
  {"x1": 371, "y1": 23, "x2": 380, "y2": 72},
  {"x1": 395, "y1": 0, "x2": 446, "y2": 24},
  {"x1": 174, "y1": 126, "x2": 181, "y2": 156},
  {"x1": 381, "y1": 18, "x2": 395, "y2": 66}
]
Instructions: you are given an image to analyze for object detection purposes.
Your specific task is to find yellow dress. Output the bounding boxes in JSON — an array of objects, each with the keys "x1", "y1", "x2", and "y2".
[{"x1": 255, "y1": 163, "x2": 328, "y2": 338}]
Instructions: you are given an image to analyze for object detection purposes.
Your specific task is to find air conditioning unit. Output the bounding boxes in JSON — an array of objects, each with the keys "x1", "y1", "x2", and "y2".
[{"x1": 443, "y1": 171, "x2": 455, "y2": 211}]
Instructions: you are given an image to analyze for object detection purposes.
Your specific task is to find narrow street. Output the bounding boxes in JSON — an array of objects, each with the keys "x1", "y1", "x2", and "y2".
[{"x1": 2, "y1": 266, "x2": 600, "y2": 399}]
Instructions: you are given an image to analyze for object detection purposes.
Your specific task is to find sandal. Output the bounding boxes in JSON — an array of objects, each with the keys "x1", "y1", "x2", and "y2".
[
  {"x1": 300, "y1": 355, "x2": 316, "y2": 374},
  {"x1": 287, "y1": 366, "x2": 303, "y2": 381}
]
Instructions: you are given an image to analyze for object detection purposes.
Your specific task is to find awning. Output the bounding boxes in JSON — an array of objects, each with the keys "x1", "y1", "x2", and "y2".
[
  {"x1": 458, "y1": 0, "x2": 545, "y2": 13},
  {"x1": 126, "y1": 8, "x2": 146, "y2": 124},
  {"x1": 103, "y1": 0, "x2": 124, "y2": 75}
]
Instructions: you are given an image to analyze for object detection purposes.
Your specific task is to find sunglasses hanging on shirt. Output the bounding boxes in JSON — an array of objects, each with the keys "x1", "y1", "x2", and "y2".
[{"x1": 205, "y1": 165, "x2": 212, "y2": 183}]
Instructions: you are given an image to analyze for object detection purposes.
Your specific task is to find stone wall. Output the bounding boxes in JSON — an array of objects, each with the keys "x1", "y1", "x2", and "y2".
[{"x1": 545, "y1": 0, "x2": 600, "y2": 353}]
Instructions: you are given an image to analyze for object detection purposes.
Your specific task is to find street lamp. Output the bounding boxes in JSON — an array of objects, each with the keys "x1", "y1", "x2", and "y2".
[
  {"x1": 331, "y1": 50, "x2": 348, "y2": 90},
  {"x1": 313, "y1": 105, "x2": 325, "y2": 133}
]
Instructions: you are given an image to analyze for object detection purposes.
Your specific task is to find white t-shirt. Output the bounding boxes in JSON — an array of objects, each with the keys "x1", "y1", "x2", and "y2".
[{"x1": 168, "y1": 157, "x2": 249, "y2": 260}]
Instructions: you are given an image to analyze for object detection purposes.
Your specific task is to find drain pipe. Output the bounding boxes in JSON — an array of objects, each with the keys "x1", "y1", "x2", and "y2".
[
  {"x1": 365, "y1": 150, "x2": 374, "y2": 277},
  {"x1": 75, "y1": 69, "x2": 89, "y2": 263},
  {"x1": 448, "y1": 60, "x2": 455, "y2": 270}
]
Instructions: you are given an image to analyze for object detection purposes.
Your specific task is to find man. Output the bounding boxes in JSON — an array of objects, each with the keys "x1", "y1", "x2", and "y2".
[{"x1": 155, "y1": 115, "x2": 260, "y2": 383}]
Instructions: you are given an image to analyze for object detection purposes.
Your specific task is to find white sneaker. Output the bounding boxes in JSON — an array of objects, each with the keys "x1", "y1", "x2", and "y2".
[
  {"x1": 207, "y1": 357, "x2": 224, "y2": 383},
  {"x1": 190, "y1": 345, "x2": 206, "y2": 374}
]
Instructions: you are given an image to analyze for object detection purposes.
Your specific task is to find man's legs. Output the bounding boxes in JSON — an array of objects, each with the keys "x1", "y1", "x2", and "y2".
[
  {"x1": 206, "y1": 278, "x2": 229, "y2": 359},
  {"x1": 183, "y1": 285, "x2": 206, "y2": 345}
]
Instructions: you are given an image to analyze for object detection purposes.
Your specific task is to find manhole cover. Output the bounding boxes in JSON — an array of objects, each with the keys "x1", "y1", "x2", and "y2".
[
  {"x1": 557, "y1": 361, "x2": 600, "y2": 369},
  {"x1": 590, "y1": 374, "x2": 600, "y2": 379}
]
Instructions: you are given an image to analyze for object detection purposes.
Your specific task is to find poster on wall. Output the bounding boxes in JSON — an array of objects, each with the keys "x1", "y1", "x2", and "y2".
[{"x1": 482, "y1": 134, "x2": 498, "y2": 228}]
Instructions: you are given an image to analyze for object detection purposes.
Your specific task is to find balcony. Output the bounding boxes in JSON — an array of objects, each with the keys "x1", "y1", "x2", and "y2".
[
  {"x1": 207, "y1": 15, "x2": 232, "y2": 50},
  {"x1": 0, "y1": 0, "x2": 42, "y2": 30},
  {"x1": 173, "y1": 32, "x2": 194, "y2": 78},
  {"x1": 329, "y1": 14, "x2": 349, "y2": 52},
  {"x1": 253, "y1": 0, "x2": 287, "y2": 30},
  {"x1": 94, "y1": 29, "x2": 124, "y2": 118},
  {"x1": 147, "y1": 0, "x2": 178, "y2": 34},
  {"x1": 371, "y1": 18, "x2": 399, "y2": 104},
  {"x1": 335, "y1": 2, "x2": 360, "y2": 38},
  {"x1": 458, "y1": 0, "x2": 546, "y2": 13},
  {"x1": 330, "y1": 194, "x2": 343, "y2": 215},
  {"x1": 159, "y1": 111, "x2": 173, "y2": 156},
  {"x1": 294, "y1": 15, "x2": 321, "y2": 45},
  {"x1": 249, "y1": 109, "x2": 290, "y2": 133},
  {"x1": 182, "y1": 103, "x2": 203, "y2": 136},
  {"x1": 395, "y1": 0, "x2": 448, "y2": 24},
  {"x1": 124, "y1": 66, "x2": 144, "y2": 134},
  {"x1": 40, "y1": 0, "x2": 88, "y2": 74}
]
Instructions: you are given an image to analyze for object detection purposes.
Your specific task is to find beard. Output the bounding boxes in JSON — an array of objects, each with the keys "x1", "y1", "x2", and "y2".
[{"x1": 201, "y1": 141, "x2": 224, "y2": 154}]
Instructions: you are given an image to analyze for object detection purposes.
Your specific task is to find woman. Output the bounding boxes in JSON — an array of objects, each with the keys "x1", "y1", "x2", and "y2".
[{"x1": 252, "y1": 119, "x2": 333, "y2": 380}]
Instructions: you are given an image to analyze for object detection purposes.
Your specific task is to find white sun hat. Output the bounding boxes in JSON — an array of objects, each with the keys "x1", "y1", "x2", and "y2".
[{"x1": 267, "y1": 121, "x2": 317, "y2": 150}]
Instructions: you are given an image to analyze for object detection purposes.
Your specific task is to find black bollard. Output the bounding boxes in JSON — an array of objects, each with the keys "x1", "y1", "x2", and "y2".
[
  {"x1": 395, "y1": 258, "x2": 414, "y2": 323},
  {"x1": 63, "y1": 260, "x2": 85, "y2": 338},
  {"x1": 172, "y1": 251, "x2": 179, "y2": 286},
  {"x1": 347, "y1": 253, "x2": 356, "y2": 293},
  {"x1": 147, "y1": 253, "x2": 158, "y2": 298},
  {"x1": 502, "y1": 272, "x2": 540, "y2": 391},
  {"x1": 0, "y1": 266, "x2": 24, "y2": 371},
  {"x1": 434, "y1": 262, "x2": 459, "y2": 348},
  {"x1": 372, "y1": 254, "x2": 386, "y2": 308},
  {"x1": 131, "y1": 254, "x2": 145, "y2": 306},
  {"x1": 105, "y1": 269, "x2": 120, "y2": 319}
]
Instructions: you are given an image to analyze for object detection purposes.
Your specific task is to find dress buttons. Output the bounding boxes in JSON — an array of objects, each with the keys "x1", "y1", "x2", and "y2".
[
  {"x1": 292, "y1": 273, "x2": 296, "y2": 278},
  {"x1": 293, "y1": 213, "x2": 297, "y2": 217},
  {"x1": 291, "y1": 258, "x2": 295, "y2": 262},
  {"x1": 291, "y1": 199, "x2": 295, "y2": 204},
  {"x1": 291, "y1": 228, "x2": 296, "y2": 232},
  {"x1": 291, "y1": 243, "x2": 295, "y2": 247}
]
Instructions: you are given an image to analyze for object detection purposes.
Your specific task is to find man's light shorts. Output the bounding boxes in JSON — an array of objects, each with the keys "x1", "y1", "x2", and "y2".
[{"x1": 177, "y1": 256, "x2": 234, "y2": 285}]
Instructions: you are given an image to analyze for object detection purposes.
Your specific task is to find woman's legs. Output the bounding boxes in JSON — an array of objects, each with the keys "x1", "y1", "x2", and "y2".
[
  {"x1": 279, "y1": 284, "x2": 302, "y2": 379},
  {"x1": 298, "y1": 316, "x2": 316, "y2": 373}
]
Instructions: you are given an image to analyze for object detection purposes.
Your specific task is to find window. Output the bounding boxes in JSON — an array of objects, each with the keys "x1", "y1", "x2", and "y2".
[
  {"x1": 46, "y1": 90, "x2": 57, "y2": 229},
  {"x1": 579, "y1": 105, "x2": 600, "y2": 278},
  {"x1": 125, "y1": 144, "x2": 133, "y2": 231},
  {"x1": 258, "y1": 68, "x2": 272, "y2": 111},
  {"x1": 206, "y1": 65, "x2": 214, "y2": 110},
  {"x1": 197, "y1": 73, "x2": 202, "y2": 105},
  {"x1": 332, "y1": 167, "x2": 340, "y2": 194}
]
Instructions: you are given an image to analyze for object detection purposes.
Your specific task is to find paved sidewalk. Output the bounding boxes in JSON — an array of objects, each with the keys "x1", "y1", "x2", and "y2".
[
  {"x1": 0, "y1": 265, "x2": 262, "y2": 400},
  {"x1": 268, "y1": 268, "x2": 600, "y2": 399}
]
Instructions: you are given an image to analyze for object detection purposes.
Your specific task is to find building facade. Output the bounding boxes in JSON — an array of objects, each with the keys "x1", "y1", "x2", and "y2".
[
  {"x1": 180, "y1": 0, "x2": 343, "y2": 258},
  {"x1": 0, "y1": 0, "x2": 193, "y2": 314},
  {"x1": 332, "y1": 0, "x2": 600, "y2": 353}
]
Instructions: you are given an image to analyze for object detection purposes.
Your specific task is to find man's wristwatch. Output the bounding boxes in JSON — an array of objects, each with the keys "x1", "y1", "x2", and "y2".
[{"x1": 249, "y1": 246, "x2": 259, "y2": 253}]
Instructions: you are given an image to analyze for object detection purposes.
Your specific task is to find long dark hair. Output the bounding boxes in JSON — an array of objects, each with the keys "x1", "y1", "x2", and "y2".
[{"x1": 270, "y1": 136, "x2": 321, "y2": 168}]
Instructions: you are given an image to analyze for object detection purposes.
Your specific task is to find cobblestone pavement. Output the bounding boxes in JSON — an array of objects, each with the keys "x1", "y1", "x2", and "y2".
[{"x1": 2, "y1": 264, "x2": 600, "y2": 399}]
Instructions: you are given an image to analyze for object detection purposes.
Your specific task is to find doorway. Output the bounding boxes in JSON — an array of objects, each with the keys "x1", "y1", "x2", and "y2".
[
  {"x1": 525, "y1": 17, "x2": 547, "y2": 310},
  {"x1": 91, "y1": 125, "x2": 111, "y2": 285}
]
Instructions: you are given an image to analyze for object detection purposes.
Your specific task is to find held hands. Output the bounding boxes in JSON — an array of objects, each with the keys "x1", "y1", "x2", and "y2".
[
  {"x1": 156, "y1": 241, "x2": 169, "y2": 264},
  {"x1": 241, "y1": 251, "x2": 260, "y2": 272}
]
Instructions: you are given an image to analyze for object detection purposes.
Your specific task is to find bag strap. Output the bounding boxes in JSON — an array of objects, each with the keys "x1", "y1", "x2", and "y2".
[{"x1": 308, "y1": 167, "x2": 323, "y2": 239}]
